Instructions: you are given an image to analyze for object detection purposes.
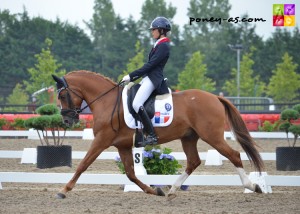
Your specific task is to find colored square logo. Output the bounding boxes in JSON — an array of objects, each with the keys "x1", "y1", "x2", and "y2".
[
  {"x1": 273, "y1": 16, "x2": 284, "y2": 26},
  {"x1": 285, "y1": 4, "x2": 295, "y2": 15},
  {"x1": 284, "y1": 15, "x2": 295, "y2": 26},
  {"x1": 273, "y1": 4, "x2": 296, "y2": 27},
  {"x1": 273, "y1": 4, "x2": 284, "y2": 16}
]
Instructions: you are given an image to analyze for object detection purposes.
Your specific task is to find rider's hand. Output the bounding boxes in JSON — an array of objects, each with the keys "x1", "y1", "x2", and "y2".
[{"x1": 122, "y1": 75, "x2": 130, "y2": 83}]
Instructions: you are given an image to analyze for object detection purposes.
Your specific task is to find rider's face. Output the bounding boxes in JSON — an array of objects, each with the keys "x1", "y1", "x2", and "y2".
[{"x1": 151, "y1": 28, "x2": 160, "y2": 39}]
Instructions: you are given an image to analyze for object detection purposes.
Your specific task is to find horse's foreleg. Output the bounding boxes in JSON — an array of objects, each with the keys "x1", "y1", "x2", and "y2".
[
  {"x1": 168, "y1": 136, "x2": 200, "y2": 200},
  {"x1": 56, "y1": 141, "x2": 106, "y2": 199},
  {"x1": 118, "y1": 148, "x2": 164, "y2": 196}
]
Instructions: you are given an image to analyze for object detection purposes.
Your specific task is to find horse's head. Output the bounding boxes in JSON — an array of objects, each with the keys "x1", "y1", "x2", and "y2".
[{"x1": 52, "y1": 74, "x2": 83, "y2": 127}]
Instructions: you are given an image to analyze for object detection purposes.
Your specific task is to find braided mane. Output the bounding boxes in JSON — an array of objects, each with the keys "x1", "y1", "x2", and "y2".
[{"x1": 66, "y1": 70, "x2": 116, "y2": 85}]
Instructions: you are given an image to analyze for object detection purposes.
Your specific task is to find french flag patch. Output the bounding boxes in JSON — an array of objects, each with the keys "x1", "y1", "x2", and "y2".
[{"x1": 154, "y1": 112, "x2": 170, "y2": 124}]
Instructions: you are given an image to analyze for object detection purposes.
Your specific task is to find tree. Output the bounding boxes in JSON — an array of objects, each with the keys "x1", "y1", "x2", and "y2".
[
  {"x1": 177, "y1": 51, "x2": 215, "y2": 92},
  {"x1": 223, "y1": 49, "x2": 265, "y2": 97},
  {"x1": 23, "y1": 38, "x2": 66, "y2": 104},
  {"x1": 267, "y1": 52, "x2": 300, "y2": 103},
  {"x1": 256, "y1": 27, "x2": 300, "y2": 83},
  {"x1": 0, "y1": 9, "x2": 96, "y2": 99},
  {"x1": 86, "y1": 0, "x2": 138, "y2": 80},
  {"x1": 0, "y1": 9, "x2": 31, "y2": 98},
  {"x1": 118, "y1": 41, "x2": 144, "y2": 81},
  {"x1": 5, "y1": 83, "x2": 29, "y2": 112},
  {"x1": 182, "y1": 0, "x2": 233, "y2": 90}
]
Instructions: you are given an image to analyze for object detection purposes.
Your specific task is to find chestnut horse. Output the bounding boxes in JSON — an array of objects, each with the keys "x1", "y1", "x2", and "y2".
[{"x1": 52, "y1": 70, "x2": 264, "y2": 199}]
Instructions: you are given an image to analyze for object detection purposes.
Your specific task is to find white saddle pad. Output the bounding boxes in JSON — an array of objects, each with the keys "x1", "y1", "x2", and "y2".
[{"x1": 122, "y1": 84, "x2": 174, "y2": 129}]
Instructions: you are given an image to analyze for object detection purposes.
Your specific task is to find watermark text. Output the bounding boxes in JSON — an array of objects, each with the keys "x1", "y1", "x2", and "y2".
[{"x1": 189, "y1": 17, "x2": 267, "y2": 25}]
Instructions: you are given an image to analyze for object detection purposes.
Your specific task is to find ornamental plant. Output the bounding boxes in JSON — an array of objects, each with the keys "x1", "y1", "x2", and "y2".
[
  {"x1": 279, "y1": 104, "x2": 300, "y2": 147},
  {"x1": 143, "y1": 145, "x2": 182, "y2": 175},
  {"x1": 258, "y1": 120, "x2": 280, "y2": 132},
  {"x1": 24, "y1": 104, "x2": 68, "y2": 146},
  {"x1": 115, "y1": 145, "x2": 182, "y2": 175}
]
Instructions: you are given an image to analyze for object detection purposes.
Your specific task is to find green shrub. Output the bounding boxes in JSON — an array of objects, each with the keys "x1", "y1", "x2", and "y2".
[
  {"x1": 280, "y1": 106, "x2": 300, "y2": 147},
  {"x1": 280, "y1": 109, "x2": 299, "y2": 121},
  {"x1": 49, "y1": 114, "x2": 65, "y2": 129},
  {"x1": 292, "y1": 104, "x2": 300, "y2": 114},
  {"x1": 279, "y1": 121, "x2": 291, "y2": 134},
  {"x1": 11, "y1": 118, "x2": 26, "y2": 130},
  {"x1": 34, "y1": 116, "x2": 51, "y2": 130},
  {"x1": 24, "y1": 104, "x2": 66, "y2": 146},
  {"x1": 0, "y1": 118, "x2": 7, "y2": 130},
  {"x1": 259, "y1": 121, "x2": 274, "y2": 132},
  {"x1": 36, "y1": 104, "x2": 59, "y2": 115},
  {"x1": 24, "y1": 117, "x2": 35, "y2": 129}
]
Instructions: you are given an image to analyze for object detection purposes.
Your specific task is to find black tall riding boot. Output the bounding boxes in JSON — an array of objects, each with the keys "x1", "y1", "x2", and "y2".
[{"x1": 136, "y1": 106, "x2": 158, "y2": 147}]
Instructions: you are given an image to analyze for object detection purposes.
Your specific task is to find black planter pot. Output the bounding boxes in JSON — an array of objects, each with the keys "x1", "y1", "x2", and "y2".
[
  {"x1": 37, "y1": 145, "x2": 72, "y2": 169},
  {"x1": 276, "y1": 147, "x2": 300, "y2": 171}
]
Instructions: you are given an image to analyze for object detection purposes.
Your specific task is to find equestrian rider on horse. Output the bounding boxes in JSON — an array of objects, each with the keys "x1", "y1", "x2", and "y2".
[{"x1": 122, "y1": 17, "x2": 171, "y2": 147}]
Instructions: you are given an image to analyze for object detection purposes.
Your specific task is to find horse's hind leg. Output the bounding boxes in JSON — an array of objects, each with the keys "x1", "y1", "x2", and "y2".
[
  {"x1": 168, "y1": 134, "x2": 201, "y2": 200},
  {"x1": 206, "y1": 136, "x2": 262, "y2": 193},
  {"x1": 117, "y1": 147, "x2": 164, "y2": 196}
]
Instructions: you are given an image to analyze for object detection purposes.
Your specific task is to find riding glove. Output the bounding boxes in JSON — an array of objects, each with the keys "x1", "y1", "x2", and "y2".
[{"x1": 122, "y1": 75, "x2": 130, "y2": 83}]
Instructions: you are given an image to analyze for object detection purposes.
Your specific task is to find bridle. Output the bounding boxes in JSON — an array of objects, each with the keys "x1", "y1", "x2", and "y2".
[{"x1": 57, "y1": 76, "x2": 124, "y2": 131}]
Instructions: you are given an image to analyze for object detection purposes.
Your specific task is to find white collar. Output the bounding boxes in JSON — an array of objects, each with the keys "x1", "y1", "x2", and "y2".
[{"x1": 153, "y1": 37, "x2": 165, "y2": 48}]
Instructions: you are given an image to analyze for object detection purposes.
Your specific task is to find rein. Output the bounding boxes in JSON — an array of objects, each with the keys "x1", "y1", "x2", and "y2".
[
  {"x1": 58, "y1": 78, "x2": 125, "y2": 132},
  {"x1": 78, "y1": 82, "x2": 122, "y2": 114}
]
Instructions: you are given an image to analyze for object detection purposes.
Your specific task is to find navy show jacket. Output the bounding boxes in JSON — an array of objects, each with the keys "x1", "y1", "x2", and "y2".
[{"x1": 129, "y1": 38, "x2": 170, "y2": 94}]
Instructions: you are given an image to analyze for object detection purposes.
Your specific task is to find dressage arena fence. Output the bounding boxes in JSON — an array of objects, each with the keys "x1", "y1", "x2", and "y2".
[
  {"x1": 0, "y1": 129, "x2": 296, "y2": 140},
  {"x1": 0, "y1": 129, "x2": 299, "y2": 193},
  {"x1": 0, "y1": 147, "x2": 299, "y2": 193}
]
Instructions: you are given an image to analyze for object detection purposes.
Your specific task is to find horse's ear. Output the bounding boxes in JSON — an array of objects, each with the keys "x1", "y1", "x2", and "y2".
[
  {"x1": 52, "y1": 74, "x2": 64, "y2": 89},
  {"x1": 52, "y1": 74, "x2": 61, "y2": 83}
]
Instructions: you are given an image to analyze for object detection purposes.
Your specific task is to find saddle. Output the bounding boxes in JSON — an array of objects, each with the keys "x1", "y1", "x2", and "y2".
[{"x1": 122, "y1": 82, "x2": 173, "y2": 129}]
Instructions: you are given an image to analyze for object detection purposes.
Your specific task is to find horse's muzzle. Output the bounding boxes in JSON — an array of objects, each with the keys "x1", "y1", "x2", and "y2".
[{"x1": 61, "y1": 109, "x2": 80, "y2": 127}]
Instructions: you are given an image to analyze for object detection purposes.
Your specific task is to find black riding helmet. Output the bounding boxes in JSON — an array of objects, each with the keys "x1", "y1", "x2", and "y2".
[
  {"x1": 149, "y1": 17, "x2": 171, "y2": 38},
  {"x1": 149, "y1": 17, "x2": 171, "y2": 31}
]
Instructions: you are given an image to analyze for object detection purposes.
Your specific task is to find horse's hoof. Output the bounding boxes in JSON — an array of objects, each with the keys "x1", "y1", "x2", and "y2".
[
  {"x1": 254, "y1": 184, "x2": 263, "y2": 193},
  {"x1": 167, "y1": 193, "x2": 177, "y2": 201},
  {"x1": 56, "y1": 192, "x2": 66, "y2": 199},
  {"x1": 155, "y1": 187, "x2": 165, "y2": 196}
]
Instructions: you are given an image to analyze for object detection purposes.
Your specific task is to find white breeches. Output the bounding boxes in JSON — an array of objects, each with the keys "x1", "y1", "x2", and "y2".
[{"x1": 132, "y1": 76, "x2": 155, "y2": 113}]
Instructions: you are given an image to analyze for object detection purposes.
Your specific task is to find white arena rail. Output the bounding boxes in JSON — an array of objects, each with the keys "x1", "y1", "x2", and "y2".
[
  {"x1": 1, "y1": 130, "x2": 298, "y2": 192},
  {"x1": 0, "y1": 149, "x2": 276, "y2": 161},
  {"x1": 0, "y1": 172, "x2": 299, "y2": 187},
  {"x1": 0, "y1": 129, "x2": 295, "y2": 140},
  {"x1": 0, "y1": 130, "x2": 83, "y2": 139}
]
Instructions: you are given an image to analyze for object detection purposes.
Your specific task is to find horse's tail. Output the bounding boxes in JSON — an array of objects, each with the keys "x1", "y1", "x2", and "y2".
[{"x1": 218, "y1": 96, "x2": 264, "y2": 173}]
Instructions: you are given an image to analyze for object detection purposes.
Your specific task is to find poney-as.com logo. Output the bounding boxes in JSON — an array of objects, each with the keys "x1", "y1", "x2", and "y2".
[{"x1": 273, "y1": 4, "x2": 295, "y2": 27}]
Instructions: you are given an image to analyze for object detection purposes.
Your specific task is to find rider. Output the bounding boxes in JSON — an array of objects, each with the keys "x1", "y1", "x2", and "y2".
[{"x1": 122, "y1": 17, "x2": 171, "y2": 147}]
